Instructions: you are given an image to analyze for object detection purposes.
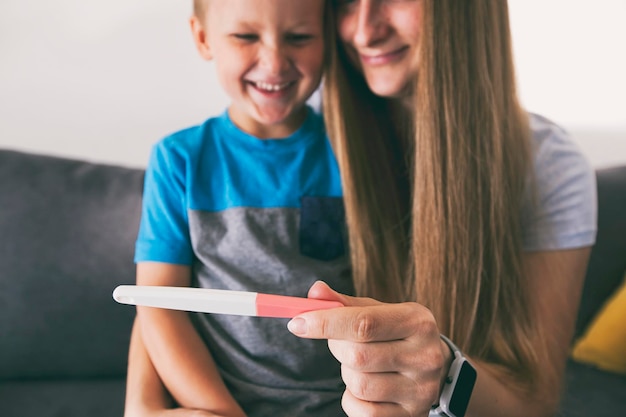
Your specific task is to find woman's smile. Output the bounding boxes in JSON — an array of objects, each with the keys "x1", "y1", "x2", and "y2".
[{"x1": 359, "y1": 45, "x2": 410, "y2": 66}]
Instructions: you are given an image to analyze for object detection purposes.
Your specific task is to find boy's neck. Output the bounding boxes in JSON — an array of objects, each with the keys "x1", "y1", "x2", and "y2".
[{"x1": 227, "y1": 105, "x2": 308, "y2": 140}]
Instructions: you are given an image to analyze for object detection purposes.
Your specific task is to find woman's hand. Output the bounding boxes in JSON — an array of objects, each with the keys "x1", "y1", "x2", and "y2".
[{"x1": 287, "y1": 281, "x2": 453, "y2": 417}]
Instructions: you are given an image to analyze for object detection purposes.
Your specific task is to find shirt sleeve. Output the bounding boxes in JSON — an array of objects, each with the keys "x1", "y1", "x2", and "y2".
[
  {"x1": 134, "y1": 139, "x2": 194, "y2": 265},
  {"x1": 521, "y1": 114, "x2": 598, "y2": 251}
]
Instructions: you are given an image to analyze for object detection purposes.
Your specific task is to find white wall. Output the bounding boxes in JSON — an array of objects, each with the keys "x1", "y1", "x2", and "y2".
[
  {"x1": 0, "y1": 0, "x2": 226, "y2": 168},
  {"x1": 509, "y1": 0, "x2": 626, "y2": 168},
  {"x1": 1, "y1": 0, "x2": 625, "y2": 168}
]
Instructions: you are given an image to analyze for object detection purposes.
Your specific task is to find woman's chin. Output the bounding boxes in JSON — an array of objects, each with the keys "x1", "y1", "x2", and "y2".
[
  {"x1": 363, "y1": 77, "x2": 409, "y2": 99},
  {"x1": 371, "y1": 86, "x2": 407, "y2": 100}
]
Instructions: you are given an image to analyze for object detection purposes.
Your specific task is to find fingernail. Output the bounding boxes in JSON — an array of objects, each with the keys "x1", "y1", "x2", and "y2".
[{"x1": 287, "y1": 317, "x2": 307, "y2": 335}]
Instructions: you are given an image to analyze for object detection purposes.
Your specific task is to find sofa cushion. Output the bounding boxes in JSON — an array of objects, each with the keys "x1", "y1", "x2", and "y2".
[
  {"x1": 0, "y1": 149, "x2": 143, "y2": 379},
  {"x1": 571, "y1": 276, "x2": 626, "y2": 375},
  {"x1": 0, "y1": 378, "x2": 125, "y2": 417},
  {"x1": 560, "y1": 359, "x2": 626, "y2": 417}
]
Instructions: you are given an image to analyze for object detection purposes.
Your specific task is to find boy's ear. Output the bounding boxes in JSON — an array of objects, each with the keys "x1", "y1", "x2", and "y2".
[{"x1": 190, "y1": 16, "x2": 213, "y2": 61}]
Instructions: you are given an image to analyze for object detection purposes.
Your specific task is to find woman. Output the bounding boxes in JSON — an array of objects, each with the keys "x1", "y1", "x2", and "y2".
[
  {"x1": 286, "y1": 1, "x2": 595, "y2": 416},
  {"x1": 126, "y1": 1, "x2": 596, "y2": 416}
]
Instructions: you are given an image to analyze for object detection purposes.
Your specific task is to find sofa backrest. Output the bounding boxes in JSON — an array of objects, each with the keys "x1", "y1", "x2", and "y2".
[
  {"x1": 575, "y1": 165, "x2": 626, "y2": 338},
  {"x1": 0, "y1": 149, "x2": 143, "y2": 380},
  {"x1": 1, "y1": 148, "x2": 623, "y2": 379}
]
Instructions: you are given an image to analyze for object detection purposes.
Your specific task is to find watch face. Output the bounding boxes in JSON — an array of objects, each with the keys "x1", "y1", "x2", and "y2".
[{"x1": 449, "y1": 361, "x2": 477, "y2": 416}]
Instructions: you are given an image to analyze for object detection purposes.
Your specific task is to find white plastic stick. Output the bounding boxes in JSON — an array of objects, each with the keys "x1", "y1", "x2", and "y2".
[{"x1": 112, "y1": 285, "x2": 343, "y2": 318}]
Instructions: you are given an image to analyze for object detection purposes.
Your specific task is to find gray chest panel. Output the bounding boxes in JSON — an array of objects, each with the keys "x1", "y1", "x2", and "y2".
[{"x1": 188, "y1": 207, "x2": 352, "y2": 416}]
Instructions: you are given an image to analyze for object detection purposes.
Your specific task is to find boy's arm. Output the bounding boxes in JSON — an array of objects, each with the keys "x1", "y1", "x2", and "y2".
[
  {"x1": 125, "y1": 317, "x2": 236, "y2": 417},
  {"x1": 135, "y1": 262, "x2": 246, "y2": 417}
]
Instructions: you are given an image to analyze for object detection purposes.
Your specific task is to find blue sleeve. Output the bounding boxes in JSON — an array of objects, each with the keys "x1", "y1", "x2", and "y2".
[
  {"x1": 521, "y1": 115, "x2": 598, "y2": 251},
  {"x1": 134, "y1": 139, "x2": 194, "y2": 265}
]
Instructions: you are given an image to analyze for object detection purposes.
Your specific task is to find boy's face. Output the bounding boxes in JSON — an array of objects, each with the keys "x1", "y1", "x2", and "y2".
[{"x1": 192, "y1": 0, "x2": 325, "y2": 138}]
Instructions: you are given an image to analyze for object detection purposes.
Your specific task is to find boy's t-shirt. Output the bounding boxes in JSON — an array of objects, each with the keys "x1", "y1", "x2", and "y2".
[{"x1": 136, "y1": 107, "x2": 351, "y2": 416}]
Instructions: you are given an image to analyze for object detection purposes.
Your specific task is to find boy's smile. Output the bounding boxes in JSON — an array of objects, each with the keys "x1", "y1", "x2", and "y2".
[
  {"x1": 191, "y1": 0, "x2": 325, "y2": 139},
  {"x1": 250, "y1": 81, "x2": 294, "y2": 93}
]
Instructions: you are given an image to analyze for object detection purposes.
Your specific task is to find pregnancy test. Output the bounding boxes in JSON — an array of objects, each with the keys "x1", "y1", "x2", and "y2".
[{"x1": 112, "y1": 285, "x2": 343, "y2": 318}]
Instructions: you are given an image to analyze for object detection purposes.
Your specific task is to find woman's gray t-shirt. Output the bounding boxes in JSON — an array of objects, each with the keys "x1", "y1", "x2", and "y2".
[{"x1": 522, "y1": 113, "x2": 597, "y2": 251}]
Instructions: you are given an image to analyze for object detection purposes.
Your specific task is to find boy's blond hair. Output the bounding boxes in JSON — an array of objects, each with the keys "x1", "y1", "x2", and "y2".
[{"x1": 193, "y1": 0, "x2": 208, "y2": 18}]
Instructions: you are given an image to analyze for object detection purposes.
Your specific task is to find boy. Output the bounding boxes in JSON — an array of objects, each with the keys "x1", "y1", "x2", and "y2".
[{"x1": 132, "y1": 0, "x2": 350, "y2": 416}]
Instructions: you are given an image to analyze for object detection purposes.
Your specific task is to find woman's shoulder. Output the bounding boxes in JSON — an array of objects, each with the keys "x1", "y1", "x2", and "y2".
[
  {"x1": 528, "y1": 113, "x2": 581, "y2": 161},
  {"x1": 527, "y1": 112, "x2": 593, "y2": 180},
  {"x1": 521, "y1": 113, "x2": 598, "y2": 251}
]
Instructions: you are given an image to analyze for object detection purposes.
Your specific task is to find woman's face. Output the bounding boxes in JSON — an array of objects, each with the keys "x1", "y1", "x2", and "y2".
[{"x1": 336, "y1": 0, "x2": 423, "y2": 98}]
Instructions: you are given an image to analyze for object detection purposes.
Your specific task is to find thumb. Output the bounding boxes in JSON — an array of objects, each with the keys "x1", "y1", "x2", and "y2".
[{"x1": 307, "y1": 281, "x2": 382, "y2": 307}]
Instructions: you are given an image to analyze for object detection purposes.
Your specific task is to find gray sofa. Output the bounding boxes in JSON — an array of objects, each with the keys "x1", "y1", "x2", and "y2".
[{"x1": 0, "y1": 149, "x2": 624, "y2": 417}]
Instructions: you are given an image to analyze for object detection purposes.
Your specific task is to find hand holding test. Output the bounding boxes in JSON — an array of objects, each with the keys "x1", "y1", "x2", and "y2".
[{"x1": 112, "y1": 285, "x2": 343, "y2": 318}]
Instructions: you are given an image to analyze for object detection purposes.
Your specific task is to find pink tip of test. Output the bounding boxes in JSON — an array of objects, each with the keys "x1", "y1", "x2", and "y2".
[
  {"x1": 112, "y1": 285, "x2": 343, "y2": 319},
  {"x1": 255, "y1": 293, "x2": 343, "y2": 318}
]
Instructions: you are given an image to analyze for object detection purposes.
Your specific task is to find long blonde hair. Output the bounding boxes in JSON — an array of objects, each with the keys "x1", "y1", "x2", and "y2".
[{"x1": 323, "y1": 0, "x2": 544, "y2": 391}]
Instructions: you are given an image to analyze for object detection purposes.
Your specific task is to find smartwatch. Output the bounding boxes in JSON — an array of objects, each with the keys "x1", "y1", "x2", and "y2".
[{"x1": 430, "y1": 334, "x2": 477, "y2": 417}]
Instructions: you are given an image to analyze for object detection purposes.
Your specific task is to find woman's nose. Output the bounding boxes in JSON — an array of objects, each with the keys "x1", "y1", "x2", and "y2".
[{"x1": 353, "y1": 0, "x2": 387, "y2": 47}]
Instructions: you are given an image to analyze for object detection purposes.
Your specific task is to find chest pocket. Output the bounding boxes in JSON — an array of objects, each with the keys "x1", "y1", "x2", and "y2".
[{"x1": 299, "y1": 196, "x2": 346, "y2": 261}]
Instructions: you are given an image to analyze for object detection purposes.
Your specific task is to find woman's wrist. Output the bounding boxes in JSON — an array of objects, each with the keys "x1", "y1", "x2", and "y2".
[
  {"x1": 439, "y1": 336, "x2": 455, "y2": 394},
  {"x1": 433, "y1": 335, "x2": 478, "y2": 417}
]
